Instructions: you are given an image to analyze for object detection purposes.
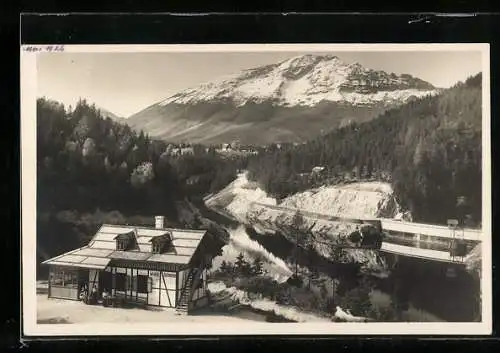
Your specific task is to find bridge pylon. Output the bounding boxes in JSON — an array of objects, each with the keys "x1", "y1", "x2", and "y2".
[{"x1": 447, "y1": 219, "x2": 467, "y2": 263}]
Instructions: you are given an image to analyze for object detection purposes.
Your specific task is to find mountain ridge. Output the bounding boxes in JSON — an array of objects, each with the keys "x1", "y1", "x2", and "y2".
[
  {"x1": 156, "y1": 54, "x2": 438, "y2": 107},
  {"x1": 127, "y1": 54, "x2": 441, "y2": 145},
  {"x1": 245, "y1": 72, "x2": 482, "y2": 226}
]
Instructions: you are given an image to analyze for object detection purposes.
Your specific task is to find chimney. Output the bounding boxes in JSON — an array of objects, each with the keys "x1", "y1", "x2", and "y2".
[{"x1": 155, "y1": 216, "x2": 165, "y2": 229}]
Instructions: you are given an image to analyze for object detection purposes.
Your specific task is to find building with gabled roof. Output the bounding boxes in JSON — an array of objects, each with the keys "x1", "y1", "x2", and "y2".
[{"x1": 42, "y1": 216, "x2": 213, "y2": 314}]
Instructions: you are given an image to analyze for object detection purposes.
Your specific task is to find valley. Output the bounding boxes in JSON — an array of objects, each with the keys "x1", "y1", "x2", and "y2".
[
  {"x1": 127, "y1": 54, "x2": 438, "y2": 145},
  {"x1": 35, "y1": 51, "x2": 484, "y2": 324}
]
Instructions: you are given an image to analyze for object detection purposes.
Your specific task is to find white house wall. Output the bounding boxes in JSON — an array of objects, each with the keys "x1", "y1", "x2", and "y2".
[
  {"x1": 148, "y1": 270, "x2": 177, "y2": 307},
  {"x1": 147, "y1": 270, "x2": 161, "y2": 306},
  {"x1": 160, "y1": 272, "x2": 177, "y2": 307}
]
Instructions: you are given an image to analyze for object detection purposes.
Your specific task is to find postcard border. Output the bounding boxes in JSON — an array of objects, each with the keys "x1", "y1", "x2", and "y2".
[{"x1": 21, "y1": 43, "x2": 492, "y2": 337}]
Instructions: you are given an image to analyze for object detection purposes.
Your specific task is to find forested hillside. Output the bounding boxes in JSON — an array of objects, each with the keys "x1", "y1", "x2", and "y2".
[
  {"x1": 37, "y1": 98, "x2": 243, "y2": 214},
  {"x1": 36, "y1": 98, "x2": 242, "y2": 271},
  {"x1": 247, "y1": 73, "x2": 482, "y2": 226}
]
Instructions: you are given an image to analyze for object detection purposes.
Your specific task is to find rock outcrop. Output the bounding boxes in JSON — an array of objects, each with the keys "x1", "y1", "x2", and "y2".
[{"x1": 206, "y1": 172, "x2": 403, "y2": 272}]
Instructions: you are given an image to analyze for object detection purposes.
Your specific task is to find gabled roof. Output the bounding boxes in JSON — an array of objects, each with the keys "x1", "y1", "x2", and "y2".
[
  {"x1": 112, "y1": 229, "x2": 139, "y2": 250},
  {"x1": 113, "y1": 230, "x2": 136, "y2": 240},
  {"x1": 149, "y1": 232, "x2": 172, "y2": 243},
  {"x1": 42, "y1": 224, "x2": 209, "y2": 268}
]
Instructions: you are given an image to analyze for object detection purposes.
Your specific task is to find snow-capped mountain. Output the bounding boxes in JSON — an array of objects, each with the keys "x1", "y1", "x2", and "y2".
[
  {"x1": 161, "y1": 54, "x2": 436, "y2": 107},
  {"x1": 128, "y1": 54, "x2": 439, "y2": 145}
]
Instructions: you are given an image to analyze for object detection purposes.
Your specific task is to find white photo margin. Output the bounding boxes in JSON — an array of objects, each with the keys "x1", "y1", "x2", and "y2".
[{"x1": 21, "y1": 43, "x2": 492, "y2": 336}]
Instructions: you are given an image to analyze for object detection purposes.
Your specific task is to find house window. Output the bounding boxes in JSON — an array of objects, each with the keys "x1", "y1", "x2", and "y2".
[
  {"x1": 117, "y1": 239, "x2": 128, "y2": 251},
  {"x1": 152, "y1": 242, "x2": 162, "y2": 254},
  {"x1": 50, "y1": 269, "x2": 78, "y2": 289},
  {"x1": 150, "y1": 233, "x2": 172, "y2": 254}
]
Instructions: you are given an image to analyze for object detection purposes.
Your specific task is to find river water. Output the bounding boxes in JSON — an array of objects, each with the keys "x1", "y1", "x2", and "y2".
[{"x1": 232, "y1": 225, "x2": 481, "y2": 322}]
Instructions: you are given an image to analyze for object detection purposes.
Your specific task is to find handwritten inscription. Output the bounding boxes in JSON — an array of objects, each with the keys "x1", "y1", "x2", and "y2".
[{"x1": 22, "y1": 45, "x2": 65, "y2": 53}]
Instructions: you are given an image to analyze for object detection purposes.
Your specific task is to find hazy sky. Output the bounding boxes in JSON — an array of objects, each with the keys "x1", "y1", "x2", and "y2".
[{"x1": 37, "y1": 50, "x2": 483, "y2": 117}]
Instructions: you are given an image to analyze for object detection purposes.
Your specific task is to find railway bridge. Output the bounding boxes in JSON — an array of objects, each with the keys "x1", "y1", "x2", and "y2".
[{"x1": 378, "y1": 219, "x2": 481, "y2": 265}]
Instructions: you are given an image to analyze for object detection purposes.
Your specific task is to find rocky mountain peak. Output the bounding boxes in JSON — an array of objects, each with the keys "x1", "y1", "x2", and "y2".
[{"x1": 158, "y1": 54, "x2": 437, "y2": 108}]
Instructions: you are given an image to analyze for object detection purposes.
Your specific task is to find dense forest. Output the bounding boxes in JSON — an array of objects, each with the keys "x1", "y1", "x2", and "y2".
[
  {"x1": 247, "y1": 73, "x2": 483, "y2": 226},
  {"x1": 37, "y1": 98, "x2": 243, "y2": 269},
  {"x1": 37, "y1": 98, "x2": 243, "y2": 215},
  {"x1": 36, "y1": 72, "x2": 482, "y2": 272}
]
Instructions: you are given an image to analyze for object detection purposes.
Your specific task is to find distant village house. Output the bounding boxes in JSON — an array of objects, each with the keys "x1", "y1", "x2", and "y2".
[
  {"x1": 311, "y1": 166, "x2": 326, "y2": 174},
  {"x1": 221, "y1": 143, "x2": 232, "y2": 151},
  {"x1": 178, "y1": 147, "x2": 194, "y2": 155}
]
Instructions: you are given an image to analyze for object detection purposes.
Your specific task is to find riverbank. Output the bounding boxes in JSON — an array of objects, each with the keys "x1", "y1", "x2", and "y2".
[
  {"x1": 208, "y1": 281, "x2": 372, "y2": 323},
  {"x1": 208, "y1": 222, "x2": 481, "y2": 323},
  {"x1": 205, "y1": 172, "x2": 392, "y2": 272}
]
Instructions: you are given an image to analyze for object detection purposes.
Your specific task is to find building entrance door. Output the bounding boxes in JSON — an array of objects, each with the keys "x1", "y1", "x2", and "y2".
[{"x1": 99, "y1": 269, "x2": 112, "y2": 295}]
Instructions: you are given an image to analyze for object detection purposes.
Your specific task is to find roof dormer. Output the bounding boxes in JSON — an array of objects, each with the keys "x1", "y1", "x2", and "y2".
[
  {"x1": 149, "y1": 232, "x2": 173, "y2": 254},
  {"x1": 114, "y1": 230, "x2": 136, "y2": 251}
]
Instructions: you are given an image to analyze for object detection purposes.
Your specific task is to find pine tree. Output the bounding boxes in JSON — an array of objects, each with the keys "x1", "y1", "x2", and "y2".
[
  {"x1": 251, "y1": 256, "x2": 264, "y2": 276},
  {"x1": 220, "y1": 260, "x2": 231, "y2": 274},
  {"x1": 235, "y1": 252, "x2": 248, "y2": 276}
]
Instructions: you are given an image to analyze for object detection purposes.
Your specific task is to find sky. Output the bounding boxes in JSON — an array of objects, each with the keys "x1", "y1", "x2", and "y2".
[{"x1": 37, "y1": 50, "x2": 483, "y2": 118}]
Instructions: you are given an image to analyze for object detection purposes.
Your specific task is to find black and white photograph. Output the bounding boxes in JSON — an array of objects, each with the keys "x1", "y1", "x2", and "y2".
[{"x1": 21, "y1": 44, "x2": 491, "y2": 336}]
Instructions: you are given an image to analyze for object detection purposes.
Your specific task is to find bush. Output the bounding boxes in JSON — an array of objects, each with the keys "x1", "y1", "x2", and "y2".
[
  {"x1": 335, "y1": 280, "x2": 373, "y2": 317},
  {"x1": 286, "y1": 274, "x2": 303, "y2": 288},
  {"x1": 239, "y1": 276, "x2": 280, "y2": 298},
  {"x1": 275, "y1": 285, "x2": 292, "y2": 305}
]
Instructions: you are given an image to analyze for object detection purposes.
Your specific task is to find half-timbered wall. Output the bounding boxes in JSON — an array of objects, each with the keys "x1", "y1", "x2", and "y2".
[
  {"x1": 85, "y1": 265, "x2": 181, "y2": 308},
  {"x1": 147, "y1": 270, "x2": 160, "y2": 306},
  {"x1": 47, "y1": 262, "x2": 211, "y2": 311},
  {"x1": 111, "y1": 267, "x2": 148, "y2": 304},
  {"x1": 148, "y1": 270, "x2": 177, "y2": 307},
  {"x1": 162, "y1": 271, "x2": 177, "y2": 307}
]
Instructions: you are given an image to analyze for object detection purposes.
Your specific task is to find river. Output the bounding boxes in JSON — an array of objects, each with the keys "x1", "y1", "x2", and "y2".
[{"x1": 219, "y1": 223, "x2": 481, "y2": 323}]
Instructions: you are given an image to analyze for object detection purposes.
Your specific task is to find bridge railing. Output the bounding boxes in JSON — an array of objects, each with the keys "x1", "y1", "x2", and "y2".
[
  {"x1": 380, "y1": 219, "x2": 482, "y2": 242},
  {"x1": 250, "y1": 202, "x2": 482, "y2": 242},
  {"x1": 380, "y1": 242, "x2": 467, "y2": 264}
]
